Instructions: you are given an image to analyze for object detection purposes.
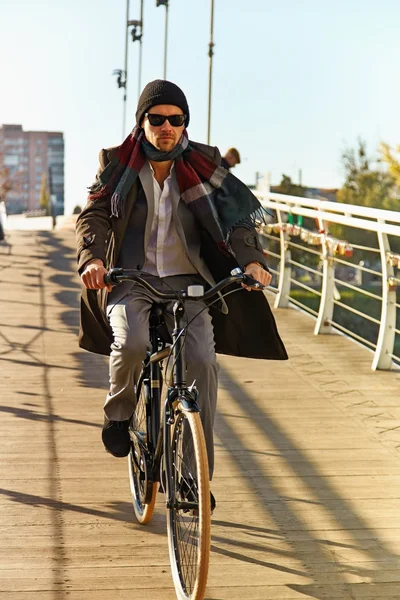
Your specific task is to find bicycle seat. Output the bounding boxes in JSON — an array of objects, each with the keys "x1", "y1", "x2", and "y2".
[{"x1": 150, "y1": 303, "x2": 166, "y2": 318}]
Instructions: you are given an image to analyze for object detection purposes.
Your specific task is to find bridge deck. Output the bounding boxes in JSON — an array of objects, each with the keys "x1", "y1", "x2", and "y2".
[{"x1": 0, "y1": 229, "x2": 399, "y2": 600}]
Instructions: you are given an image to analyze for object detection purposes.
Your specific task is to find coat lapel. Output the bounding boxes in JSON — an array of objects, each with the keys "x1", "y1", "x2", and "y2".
[{"x1": 138, "y1": 162, "x2": 155, "y2": 252}]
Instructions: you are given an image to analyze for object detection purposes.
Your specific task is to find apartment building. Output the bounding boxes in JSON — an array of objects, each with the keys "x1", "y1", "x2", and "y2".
[{"x1": 0, "y1": 124, "x2": 64, "y2": 214}]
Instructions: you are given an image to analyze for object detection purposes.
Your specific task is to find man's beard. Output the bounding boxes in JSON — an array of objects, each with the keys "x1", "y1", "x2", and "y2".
[{"x1": 157, "y1": 137, "x2": 176, "y2": 151}]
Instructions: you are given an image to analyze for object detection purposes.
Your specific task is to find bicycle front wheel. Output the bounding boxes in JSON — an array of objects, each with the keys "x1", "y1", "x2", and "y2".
[{"x1": 167, "y1": 404, "x2": 211, "y2": 600}]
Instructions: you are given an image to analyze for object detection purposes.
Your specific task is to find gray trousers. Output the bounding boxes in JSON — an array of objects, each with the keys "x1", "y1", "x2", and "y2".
[{"x1": 105, "y1": 274, "x2": 218, "y2": 478}]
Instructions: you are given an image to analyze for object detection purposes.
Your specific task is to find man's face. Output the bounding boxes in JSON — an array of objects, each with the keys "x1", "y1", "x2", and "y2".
[
  {"x1": 142, "y1": 104, "x2": 185, "y2": 152},
  {"x1": 225, "y1": 152, "x2": 239, "y2": 168}
]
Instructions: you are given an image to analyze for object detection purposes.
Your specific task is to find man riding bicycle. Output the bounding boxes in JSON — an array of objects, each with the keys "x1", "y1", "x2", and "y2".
[{"x1": 76, "y1": 80, "x2": 287, "y2": 508}]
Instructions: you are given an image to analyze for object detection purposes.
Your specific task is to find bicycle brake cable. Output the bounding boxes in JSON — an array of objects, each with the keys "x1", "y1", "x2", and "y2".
[
  {"x1": 166, "y1": 285, "x2": 247, "y2": 379},
  {"x1": 150, "y1": 276, "x2": 189, "y2": 385}
]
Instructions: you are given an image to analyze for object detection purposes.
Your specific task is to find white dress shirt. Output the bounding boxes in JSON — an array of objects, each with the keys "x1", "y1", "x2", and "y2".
[{"x1": 140, "y1": 162, "x2": 198, "y2": 277}]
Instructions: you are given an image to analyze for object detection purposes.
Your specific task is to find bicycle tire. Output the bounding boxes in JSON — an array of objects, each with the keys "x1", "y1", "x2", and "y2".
[
  {"x1": 167, "y1": 404, "x2": 211, "y2": 600},
  {"x1": 128, "y1": 379, "x2": 157, "y2": 525}
]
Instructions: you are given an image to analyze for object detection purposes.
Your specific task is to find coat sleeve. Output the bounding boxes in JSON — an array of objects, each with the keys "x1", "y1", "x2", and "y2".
[
  {"x1": 75, "y1": 150, "x2": 112, "y2": 273},
  {"x1": 229, "y1": 226, "x2": 269, "y2": 271}
]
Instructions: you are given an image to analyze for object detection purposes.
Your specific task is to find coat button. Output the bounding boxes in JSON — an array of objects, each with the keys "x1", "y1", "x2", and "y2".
[
  {"x1": 244, "y1": 235, "x2": 257, "y2": 247},
  {"x1": 137, "y1": 264, "x2": 143, "y2": 270}
]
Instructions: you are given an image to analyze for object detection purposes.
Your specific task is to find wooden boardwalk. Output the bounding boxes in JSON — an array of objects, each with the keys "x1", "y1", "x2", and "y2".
[{"x1": 0, "y1": 228, "x2": 400, "y2": 600}]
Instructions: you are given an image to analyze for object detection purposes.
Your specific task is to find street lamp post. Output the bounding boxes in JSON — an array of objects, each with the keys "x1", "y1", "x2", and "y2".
[
  {"x1": 122, "y1": 0, "x2": 130, "y2": 138},
  {"x1": 128, "y1": 17, "x2": 143, "y2": 101},
  {"x1": 112, "y1": 69, "x2": 127, "y2": 139},
  {"x1": 156, "y1": 0, "x2": 169, "y2": 79},
  {"x1": 207, "y1": 0, "x2": 215, "y2": 144},
  {"x1": 137, "y1": 0, "x2": 144, "y2": 99},
  {"x1": 113, "y1": 0, "x2": 143, "y2": 139}
]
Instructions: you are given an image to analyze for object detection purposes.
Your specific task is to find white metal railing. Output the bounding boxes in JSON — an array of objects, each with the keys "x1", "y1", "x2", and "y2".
[{"x1": 254, "y1": 189, "x2": 400, "y2": 371}]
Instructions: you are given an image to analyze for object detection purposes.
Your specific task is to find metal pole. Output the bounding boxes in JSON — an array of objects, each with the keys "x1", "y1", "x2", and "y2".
[
  {"x1": 274, "y1": 209, "x2": 292, "y2": 309},
  {"x1": 372, "y1": 219, "x2": 397, "y2": 370},
  {"x1": 207, "y1": 0, "x2": 215, "y2": 144},
  {"x1": 122, "y1": 0, "x2": 130, "y2": 139},
  {"x1": 314, "y1": 218, "x2": 335, "y2": 335},
  {"x1": 164, "y1": 1, "x2": 169, "y2": 79},
  {"x1": 138, "y1": 0, "x2": 144, "y2": 100}
]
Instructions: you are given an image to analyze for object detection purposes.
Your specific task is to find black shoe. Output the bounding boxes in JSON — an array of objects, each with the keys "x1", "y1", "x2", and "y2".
[{"x1": 102, "y1": 416, "x2": 131, "y2": 457}]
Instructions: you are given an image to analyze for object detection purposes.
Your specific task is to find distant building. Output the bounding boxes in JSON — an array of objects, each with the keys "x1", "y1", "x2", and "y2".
[
  {"x1": 0, "y1": 124, "x2": 64, "y2": 215},
  {"x1": 303, "y1": 187, "x2": 338, "y2": 203},
  {"x1": 270, "y1": 184, "x2": 338, "y2": 203}
]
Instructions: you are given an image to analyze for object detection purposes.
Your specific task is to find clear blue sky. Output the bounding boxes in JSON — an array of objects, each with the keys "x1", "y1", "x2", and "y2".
[{"x1": 1, "y1": 0, "x2": 400, "y2": 214}]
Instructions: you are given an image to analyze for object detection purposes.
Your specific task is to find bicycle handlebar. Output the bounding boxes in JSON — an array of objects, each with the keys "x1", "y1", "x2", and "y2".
[{"x1": 104, "y1": 268, "x2": 264, "y2": 301}]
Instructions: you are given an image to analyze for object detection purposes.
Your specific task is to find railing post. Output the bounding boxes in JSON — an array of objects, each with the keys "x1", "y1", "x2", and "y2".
[
  {"x1": 314, "y1": 235, "x2": 335, "y2": 334},
  {"x1": 274, "y1": 210, "x2": 292, "y2": 309},
  {"x1": 372, "y1": 219, "x2": 396, "y2": 370}
]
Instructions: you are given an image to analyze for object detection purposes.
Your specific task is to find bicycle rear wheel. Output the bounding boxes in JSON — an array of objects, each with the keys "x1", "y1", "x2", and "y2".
[
  {"x1": 167, "y1": 404, "x2": 211, "y2": 600},
  {"x1": 128, "y1": 379, "x2": 157, "y2": 525}
]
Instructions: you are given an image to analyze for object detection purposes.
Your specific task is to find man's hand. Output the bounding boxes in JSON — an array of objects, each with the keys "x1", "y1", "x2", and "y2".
[
  {"x1": 243, "y1": 262, "x2": 272, "y2": 291},
  {"x1": 81, "y1": 259, "x2": 112, "y2": 292}
]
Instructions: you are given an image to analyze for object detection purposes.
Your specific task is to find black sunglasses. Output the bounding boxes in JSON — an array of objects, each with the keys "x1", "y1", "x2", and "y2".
[{"x1": 145, "y1": 113, "x2": 186, "y2": 127}]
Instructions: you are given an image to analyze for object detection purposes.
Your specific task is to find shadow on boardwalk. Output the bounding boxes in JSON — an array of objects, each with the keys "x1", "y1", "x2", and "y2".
[
  {"x1": 214, "y1": 366, "x2": 400, "y2": 599},
  {"x1": 0, "y1": 230, "x2": 167, "y2": 600},
  {"x1": 37, "y1": 230, "x2": 108, "y2": 392},
  {"x1": 0, "y1": 486, "x2": 147, "y2": 526}
]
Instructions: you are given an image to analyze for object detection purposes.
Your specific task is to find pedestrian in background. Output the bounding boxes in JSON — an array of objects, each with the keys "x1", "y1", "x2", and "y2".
[{"x1": 221, "y1": 147, "x2": 241, "y2": 170}]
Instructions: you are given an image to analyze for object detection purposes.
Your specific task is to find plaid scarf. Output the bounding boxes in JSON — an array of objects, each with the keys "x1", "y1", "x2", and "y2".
[{"x1": 88, "y1": 127, "x2": 265, "y2": 253}]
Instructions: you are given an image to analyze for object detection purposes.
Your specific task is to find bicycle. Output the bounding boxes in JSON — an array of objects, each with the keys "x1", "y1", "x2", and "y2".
[{"x1": 104, "y1": 267, "x2": 263, "y2": 600}]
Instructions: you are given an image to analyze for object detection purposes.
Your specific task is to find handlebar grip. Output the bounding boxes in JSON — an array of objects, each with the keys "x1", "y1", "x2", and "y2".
[
  {"x1": 243, "y1": 274, "x2": 264, "y2": 289},
  {"x1": 104, "y1": 268, "x2": 123, "y2": 286}
]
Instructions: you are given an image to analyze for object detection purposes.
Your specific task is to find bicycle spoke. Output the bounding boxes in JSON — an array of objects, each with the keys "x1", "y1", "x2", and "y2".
[{"x1": 167, "y1": 408, "x2": 210, "y2": 599}]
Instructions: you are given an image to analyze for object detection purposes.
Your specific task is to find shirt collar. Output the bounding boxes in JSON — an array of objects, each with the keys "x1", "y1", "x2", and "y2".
[{"x1": 149, "y1": 161, "x2": 175, "y2": 177}]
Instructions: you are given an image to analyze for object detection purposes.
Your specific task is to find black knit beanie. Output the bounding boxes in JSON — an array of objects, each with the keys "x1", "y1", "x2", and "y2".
[{"x1": 136, "y1": 79, "x2": 190, "y2": 127}]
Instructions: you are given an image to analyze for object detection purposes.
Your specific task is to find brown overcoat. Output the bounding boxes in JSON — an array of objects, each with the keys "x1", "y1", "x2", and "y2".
[{"x1": 76, "y1": 142, "x2": 288, "y2": 361}]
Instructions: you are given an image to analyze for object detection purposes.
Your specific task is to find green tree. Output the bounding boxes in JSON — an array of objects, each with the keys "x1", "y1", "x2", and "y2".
[
  {"x1": 39, "y1": 173, "x2": 50, "y2": 214},
  {"x1": 380, "y1": 142, "x2": 400, "y2": 189},
  {"x1": 337, "y1": 139, "x2": 395, "y2": 210},
  {"x1": 0, "y1": 149, "x2": 23, "y2": 206},
  {"x1": 274, "y1": 174, "x2": 306, "y2": 198},
  {"x1": 332, "y1": 139, "x2": 399, "y2": 258},
  {"x1": 0, "y1": 165, "x2": 11, "y2": 203}
]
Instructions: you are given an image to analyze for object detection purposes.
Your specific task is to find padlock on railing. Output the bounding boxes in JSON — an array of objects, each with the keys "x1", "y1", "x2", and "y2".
[{"x1": 386, "y1": 251, "x2": 400, "y2": 267}]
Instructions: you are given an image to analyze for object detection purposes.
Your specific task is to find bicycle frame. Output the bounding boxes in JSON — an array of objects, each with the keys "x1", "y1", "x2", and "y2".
[
  {"x1": 138, "y1": 298, "x2": 201, "y2": 507},
  {"x1": 105, "y1": 267, "x2": 262, "y2": 506},
  {"x1": 105, "y1": 267, "x2": 264, "y2": 597}
]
